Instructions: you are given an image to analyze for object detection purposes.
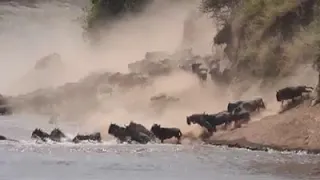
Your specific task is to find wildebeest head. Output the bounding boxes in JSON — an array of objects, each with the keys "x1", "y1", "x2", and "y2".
[
  {"x1": 108, "y1": 123, "x2": 121, "y2": 135},
  {"x1": 186, "y1": 116, "x2": 192, "y2": 125},
  {"x1": 186, "y1": 113, "x2": 206, "y2": 125},
  {"x1": 227, "y1": 101, "x2": 244, "y2": 113},
  {"x1": 257, "y1": 98, "x2": 266, "y2": 109},
  {"x1": 151, "y1": 124, "x2": 161, "y2": 133}
]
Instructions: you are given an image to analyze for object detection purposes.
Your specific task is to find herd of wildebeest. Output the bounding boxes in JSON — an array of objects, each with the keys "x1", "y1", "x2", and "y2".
[{"x1": 0, "y1": 84, "x2": 314, "y2": 145}]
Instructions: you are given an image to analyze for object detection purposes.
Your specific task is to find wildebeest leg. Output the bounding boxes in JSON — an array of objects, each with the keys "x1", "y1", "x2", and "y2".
[
  {"x1": 206, "y1": 130, "x2": 213, "y2": 138},
  {"x1": 221, "y1": 123, "x2": 228, "y2": 130},
  {"x1": 212, "y1": 126, "x2": 217, "y2": 132},
  {"x1": 176, "y1": 136, "x2": 181, "y2": 144},
  {"x1": 234, "y1": 120, "x2": 241, "y2": 129},
  {"x1": 160, "y1": 139, "x2": 164, "y2": 143}
]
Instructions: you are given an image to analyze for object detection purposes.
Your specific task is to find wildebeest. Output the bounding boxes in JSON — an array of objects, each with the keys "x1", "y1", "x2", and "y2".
[
  {"x1": 49, "y1": 128, "x2": 66, "y2": 142},
  {"x1": 108, "y1": 122, "x2": 154, "y2": 144},
  {"x1": 187, "y1": 111, "x2": 251, "y2": 135},
  {"x1": 186, "y1": 113, "x2": 214, "y2": 133},
  {"x1": 191, "y1": 63, "x2": 208, "y2": 82},
  {"x1": 150, "y1": 124, "x2": 182, "y2": 144},
  {"x1": 124, "y1": 122, "x2": 155, "y2": 144},
  {"x1": 206, "y1": 111, "x2": 250, "y2": 130},
  {"x1": 31, "y1": 128, "x2": 51, "y2": 142},
  {"x1": 108, "y1": 123, "x2": 131, "y2": 143},
  {"x1": 276, "y1": 85, "x2": 314, "y2": 105},
  {"x1": 0, "y1": 135, "x2": 6, "y2": 140},
  {"x1": 186, "y1": 112, "x2": 233, "y2": 135},
  {"x1": 0, "y1": 135, "x2": 18, "y2": 142},
  {"x1": 31, "y1": 128, "x2": 67, "y2": 142},
  {"x1": 126, "y1": 121, "x2": 156, "y2": 141},
  {"x1": 72, "y1": 132, "x2": 102, "y2": 143},
  {"x1": 227, "y1": 98, "x2": 266, "y2": 114}
]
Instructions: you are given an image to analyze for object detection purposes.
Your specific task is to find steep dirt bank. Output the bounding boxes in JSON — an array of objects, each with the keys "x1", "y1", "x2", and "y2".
[
  {"x1": 205, "y1": 0, "x2": 320, "y2": 80},
  {"x1": 207, "y1": 99, "x2": 320, "y2": 153}
]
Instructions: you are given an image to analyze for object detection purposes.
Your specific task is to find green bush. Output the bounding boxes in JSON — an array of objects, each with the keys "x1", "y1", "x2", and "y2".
[{"x1": 83, "y1": 0, "x2": 153, "y2": 40}]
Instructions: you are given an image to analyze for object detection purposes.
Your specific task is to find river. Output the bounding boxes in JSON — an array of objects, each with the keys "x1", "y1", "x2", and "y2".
[{"x1": 0, "y1": 115, "x2": 320, "y2": 180}]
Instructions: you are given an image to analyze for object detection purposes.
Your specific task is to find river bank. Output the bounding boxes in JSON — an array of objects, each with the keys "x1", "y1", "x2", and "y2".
[{"x1": 206, "y1": 99, "x2": 320, "y2": 154}]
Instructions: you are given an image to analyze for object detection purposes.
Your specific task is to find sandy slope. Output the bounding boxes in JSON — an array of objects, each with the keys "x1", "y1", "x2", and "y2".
[{"x1": 208, "y1": 99, "x2": 320, "y2": 152}]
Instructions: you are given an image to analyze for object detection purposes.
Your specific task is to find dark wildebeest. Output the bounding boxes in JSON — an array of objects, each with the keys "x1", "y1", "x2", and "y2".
[
  {"x1": 126, "y1": 121, "x2": 156, "y2": 141},
  {"x1": 276, "y1": 85, "x2": 314, "y2": 105},
  {"x1": 150, "y1": 124, "x2": 182, "y2": 144},
  {"x1": 186, "y1": 113, "x2": 215, "y2": 134},
  {"x1": 124, "y1": 122, "x2": 154, "y2": 144},
  {"x1": 31, "y1": 128, "x2": 67, "y2": 142},
  {"x1": 0, "y1": 135, "x2": 18, "y2": 142},
  {"x1": 108, "y1": 123, "x2": 152, "y2": 144},
  {"x1": 191, "y1": 63, "x2": 208, "y2": 82},
  {"x1": 0, "y1": 105, "x2": 12, "y2": 115},
  {"x1": 72, "y1": 132, "x2": 102, "y2": 143},
  {"x1": 108, "y1": 123, "x2": 131, "y2": 143},
  {"x1": 206, "y1": 111, "x2": 251, "y2": 131},
  {"x1": 0, "y1": 135, "x2": 5, "y2": 140},
  {"x1": 187, "y1": 111, "x2": 251, "y2": 135},
  {"x1": 227, "y1": 98, "x2": 266, "y2": 114},
  {"x1": 31, "y1": 128, "x2": 50, "y2": 142},
  {"x1": 49, "y1": 128, "x2": 66, "y2": 142}
]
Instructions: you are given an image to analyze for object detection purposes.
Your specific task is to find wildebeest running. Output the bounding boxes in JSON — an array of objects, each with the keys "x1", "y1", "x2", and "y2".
[
  {"x1": 72, "y1": 132, "x2": 102, "y2": 143},
  {"x1": 150, "y1": 124, "x2": 182, "y2": 144},
  {"x1": 276, "y1": 85, "x2": 313, "y2": 105},
  {"x1": 227, "y1": 97, "x2": 266, "y2": 114},
  {"x1": 108, "y1": 122, "x2": 156, "y2": 144},
  {"x1": 186, "y1": 110, "x2": 250, "y2": 136}
]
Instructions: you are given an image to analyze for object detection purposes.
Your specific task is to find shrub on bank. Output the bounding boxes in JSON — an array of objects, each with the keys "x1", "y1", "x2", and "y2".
[
  {"x1": 201, "y1": 0, "x2": 320, "y2": 79},
  {"x1": 83, "y1": 0, "x2": 152, "y2": 41}
]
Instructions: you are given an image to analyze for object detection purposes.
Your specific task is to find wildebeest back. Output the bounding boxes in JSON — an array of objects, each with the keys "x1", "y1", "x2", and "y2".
[
  {"x1": 276, "y1": 86, "x2": 311, "y2": 101},
  {"x1": 227, "y1": 101, "x2": 243, "y2": 113}
]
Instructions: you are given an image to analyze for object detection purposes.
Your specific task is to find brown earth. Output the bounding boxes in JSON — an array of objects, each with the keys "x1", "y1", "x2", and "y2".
[{"x1": 206, "y1": 99, "x2": 320, "y2": 153}]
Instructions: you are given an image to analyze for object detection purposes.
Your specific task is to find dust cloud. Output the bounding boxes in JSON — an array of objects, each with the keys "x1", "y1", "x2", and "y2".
[{"x1": 1, "y1": 0, "x2": 315, "y2": 139}]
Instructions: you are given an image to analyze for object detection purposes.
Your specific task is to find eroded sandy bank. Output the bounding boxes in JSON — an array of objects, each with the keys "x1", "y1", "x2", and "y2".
[{"x1": 206, "y1": 100, "x2": 320, "y2": 154}]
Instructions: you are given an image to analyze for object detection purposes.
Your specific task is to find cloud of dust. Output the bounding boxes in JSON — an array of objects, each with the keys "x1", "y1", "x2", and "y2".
[
  {"x1": 83, "y1": 70, "x2": 235, "y2": 138},
  {"x1": 5, "y1": 0, "x2": 312, "y2": 139},
  {"x1": 0, "y1": 0, "x2": 216, "y2": 96},
  {"x1": 0, "y1": 1, "x2": 93, "y2": 95}
]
